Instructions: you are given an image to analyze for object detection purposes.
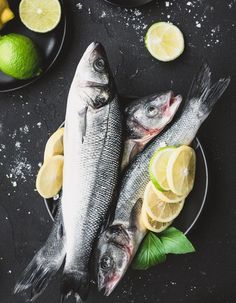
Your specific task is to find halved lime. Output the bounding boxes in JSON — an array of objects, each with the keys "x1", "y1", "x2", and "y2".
[
  {"x1": 149, "y1": 146, "x2": 176, "y2": 192},
  {"x1": 19, "y1": 0, "x2": 61, "y2": 33},
  {"x1": 145, "y1": 22, "x2": 185, "y2": 62}
]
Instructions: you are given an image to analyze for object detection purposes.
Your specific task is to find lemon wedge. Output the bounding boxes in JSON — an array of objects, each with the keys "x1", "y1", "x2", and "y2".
[
  {"x1": 19, "y1": 0, "x2": 61, "y2": 33},
  {"x1": 167, "y1": 145, "x2": 196, "y2": 196},
  {"x1": 44, "y1": 128, "x2": 64, "y2": 162},
  {"x1": 149, "y1": 146, "x2": 176, "y2": 191},
  {"x1": 36, "y1": 155, "x2": 64, "y2": 199},
  {"x1": 0, "y1": 0, "x2": 14, "y2": 30},
  {"x1": 144, "y1": 182, "x2": 185, "y2": 223},
  {"x1": 145, "y1": 22, "x2": 185, "y2": 62}
]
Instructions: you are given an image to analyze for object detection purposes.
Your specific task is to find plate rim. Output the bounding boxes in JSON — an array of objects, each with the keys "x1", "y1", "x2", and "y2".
[{"x1": 0, "y1": 0, "x2": 67, "y2": 93}]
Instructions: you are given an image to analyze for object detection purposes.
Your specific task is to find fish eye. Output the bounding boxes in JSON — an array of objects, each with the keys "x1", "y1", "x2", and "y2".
[
  {"x1": 146, "y1": 105, "x2": 158, "y2": 118},
  {"x1": 94, "y1": 58, "x2": 105, "y2": 72},
  {"x1": 100, "y1": 256, "x2": 113, "y2": 271}
]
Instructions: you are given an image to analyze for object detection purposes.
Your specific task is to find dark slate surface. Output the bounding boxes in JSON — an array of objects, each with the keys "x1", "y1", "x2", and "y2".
[{"x1": 0, "y1": 0, "x2": 236, "y2": 302}]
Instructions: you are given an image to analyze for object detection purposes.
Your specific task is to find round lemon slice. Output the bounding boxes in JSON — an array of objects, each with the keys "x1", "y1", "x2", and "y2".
[
  {"x1": 167, "y1": 145, "x2": 196, "y2": 196},
  {"x1": 44, "y1": 128, "x2": 64, "y2": 162},
  {"x1": 19, "y1": 0, "x2": 61, "y2": 33},
  {"x1": 153, "y1": 186, "x2": 186, "y2": 203},
  {"x1": 144, "y1": 182, "x2": 185, "y2": 223},
  {"x1": 36, "y1": 155, "x2": 64, "y2": 199},
  {"x1": 145, "y1": 22, "x2": 185, "y2": 62},
  {"x1": 141, "y1": 207, "x2": 172, "y2": 233},
  {"x1": 149, "y1": 146, "x2": 176, "y2": 191}
]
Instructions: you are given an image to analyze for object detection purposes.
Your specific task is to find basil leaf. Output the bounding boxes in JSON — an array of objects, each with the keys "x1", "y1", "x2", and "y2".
[
  {"x1": 132, "y1": 232, "x2": 166, "y2": 270},
  {"x1": 160, "y1": 227, "x2": 195, "y2": 254}
]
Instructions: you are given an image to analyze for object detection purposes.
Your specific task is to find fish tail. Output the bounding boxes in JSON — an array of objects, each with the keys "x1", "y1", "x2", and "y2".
[
  {"x1": 14, "y1": 208, "x2": 65, "y2": 301},
  {"x1": 187, "y1": 62, "x2": 230, "y2": 120},
  {"x1": 61, "y1": 270, "x2": 90, "y2": 301}
]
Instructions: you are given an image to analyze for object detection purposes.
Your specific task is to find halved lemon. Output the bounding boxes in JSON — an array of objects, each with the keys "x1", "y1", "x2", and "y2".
[
  {"x1": 36, "y1": 155, "x2": 64, "y2": 199},
  {"x1": 167, "y1": 145, "x2": 196, "y2": 196},
  {"x1": 44, "y1": 128, "x2": 64, "y2": 162},
  {"x1": 149, "y1": 146, "x2": 176, "y2": 191},
  {"x1": 144, "y1": 182, "x2": 185, "y2": 223},
  {"x1": 19, "y1": 0, "x2": 61, "y2": 33},
  {"x1": 145, "y1": 22, "x2": 185, "y2": 62},
  {"x1": 141, "y1": 207, "x2": 172, "y2": 233}
]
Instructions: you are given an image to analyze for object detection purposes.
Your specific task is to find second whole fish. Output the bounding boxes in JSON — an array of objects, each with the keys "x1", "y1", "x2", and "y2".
[{"x1": 96, "y1": 63, "x2": 230, "y2": 296}]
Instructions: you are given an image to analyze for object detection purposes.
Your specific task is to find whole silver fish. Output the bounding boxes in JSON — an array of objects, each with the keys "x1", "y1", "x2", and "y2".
[
  {"x1": 14, "y1": 90, "x2": 182, "y2": 302},
  {"x1": 15, "y1": 42, "x2": 123, "y2": 301},
  {"x1": 96, "y1": 64, "x2": 230, "y2": 296},
  {"x1": 61, "y1": 41, "x2": 123, "y2": 301}
]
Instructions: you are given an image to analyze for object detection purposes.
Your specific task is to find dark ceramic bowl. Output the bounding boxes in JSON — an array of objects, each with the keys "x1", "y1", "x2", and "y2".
[
  {"x1": 104, "y1": 0, "x2": 153, "y2": 8},
  {"x1": 0, "y1": 0, "x2": 66, "y2": 92}
]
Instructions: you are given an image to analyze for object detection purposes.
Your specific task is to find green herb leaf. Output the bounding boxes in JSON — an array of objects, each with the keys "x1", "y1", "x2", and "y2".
[
  {"x1": 132, "y1": 232, "x2": 166, "y2": 270},
  {"x1": 160, "y1": 227, "x2": 195, "y2": 254}
]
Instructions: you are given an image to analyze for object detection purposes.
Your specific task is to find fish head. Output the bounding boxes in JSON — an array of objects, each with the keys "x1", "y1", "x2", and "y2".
[
  {"x1": 96, "y1": 225, "x2": 133, "y2": 296},
  {"x1": 125, "y1": 91, "x2": 182, "y2": 140},
  {"x1": 71, "y1": 42, "x2": 115, "y2": 110}
]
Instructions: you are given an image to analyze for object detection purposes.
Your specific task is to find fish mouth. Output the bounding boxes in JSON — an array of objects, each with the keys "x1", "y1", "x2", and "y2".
[
  {"x1": 162, "y1": 91, "x2": 182, "y2": 118},
  {"x1": 84, "y1": 41, "x2": 105, "y2": 57},
  {"x1": 98, "y1": 274, "x2": 121, "y2": 297}
]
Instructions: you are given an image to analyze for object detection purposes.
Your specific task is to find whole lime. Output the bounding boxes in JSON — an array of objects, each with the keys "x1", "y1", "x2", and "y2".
[{"x1": 0, "y1": 33, "x2": 42, "y2": 80}]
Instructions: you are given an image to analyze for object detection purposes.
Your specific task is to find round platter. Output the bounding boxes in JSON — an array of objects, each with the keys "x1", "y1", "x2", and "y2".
[
  {"x1": 44, "y1": 133, "x2": 208, "y2": 236},
  {"x1": 0, "y1": 0, "x2": 66, "y2": 93}
]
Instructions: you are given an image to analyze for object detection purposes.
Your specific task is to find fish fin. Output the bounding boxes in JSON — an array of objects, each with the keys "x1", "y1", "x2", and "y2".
[
  {"x1": 129, "y1": 198, "x2": 143, "y2": 229},
  {"x1": 78, "y1": 106, "x2": 88, "y2": 143},
  {"x1": 187, "y1": 62, "x2": 212, "y2": 101},
  {"x1": 14, "y1": 207, "x2": 66, "y2": 301},
  {"x1": 187, "y1": 63, "x2": 230, "y2": 120},
  {"x1": 197, "y1": 77, "x2": 230, "y2": 119},
  {"x1": 61, "y1": 271, "x2": 90, "y2": 301}
]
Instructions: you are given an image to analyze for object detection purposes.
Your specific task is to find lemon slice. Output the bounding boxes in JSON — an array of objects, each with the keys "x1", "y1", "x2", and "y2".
[
  {"x1": 19, "y1": 0, "x2": 61, "y2": 33},
  {"x1": 153, "y1": 186, "x2": 186, "y2": 203},
  {"x1": 167, "y1": 145, "x2": 196, "y2": 196},
  {"x1": 144, "y1": 182, "x2": 185, "y2": 223},
  {"x1": 141, "y1": 207, "x2": 172, "y2": 233},
  {"x1": 145, "y1": 22, "x2": 185, "y2": 62},
  {"x1": 36, "y1": 155, "x2": 64, "y2": 199},
  {"x1": 149, "y1": 146, "x2": 176, "y2": 191},
  {"x1": 44, "y1": 128, "x2": 64, "y2": 162}
]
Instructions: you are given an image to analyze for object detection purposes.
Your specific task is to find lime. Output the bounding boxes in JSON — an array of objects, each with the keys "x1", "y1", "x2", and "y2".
[
  {"x1": 167, "y1": 146, "x2": 196, "y2": 196},
  {"x1": 44, "y1": 128, "x2": 64, "y2": 162},
  {"x1": 149, "y1": 146, "x2": 176, "y2": 192},
  {"x1": 145, "y1": 22, "x2": 185, "y2": 62},
  {"x1": 19, "y1": 0, "x2": 61, "y2": 33},
  {"x1": 36, "y1": 155, "x2": 64, "y2": 199},
  {"x1": 143, "y1": 182, "x2": 185, "y2": 223},
  {"x1": 0, "y1": 34, "x2": 42, "y2": 80}
]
